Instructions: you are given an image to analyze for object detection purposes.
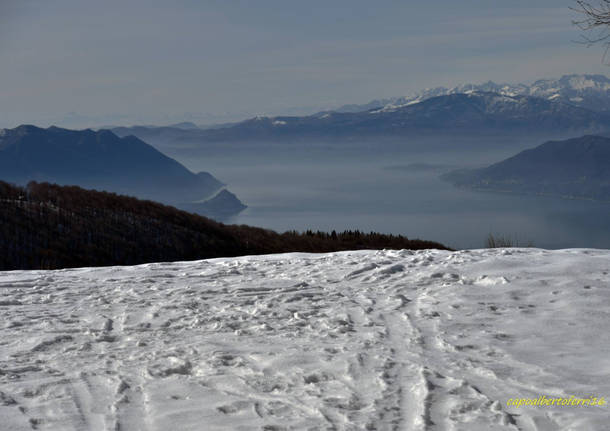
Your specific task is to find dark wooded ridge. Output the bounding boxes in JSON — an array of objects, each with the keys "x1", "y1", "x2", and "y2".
[{"x1": 0, "y1": 181, "x2": 450, "y2": 270}]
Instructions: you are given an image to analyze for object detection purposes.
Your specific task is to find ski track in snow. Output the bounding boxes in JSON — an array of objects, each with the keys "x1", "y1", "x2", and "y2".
[{"x1": 0, "y1": 248, "x2": 609, "y2": 430}]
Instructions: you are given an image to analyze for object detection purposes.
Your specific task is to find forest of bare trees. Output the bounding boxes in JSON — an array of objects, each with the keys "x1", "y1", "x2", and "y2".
[{"x1": 0, "y1": 181, "x2": 449, "y2": 270}]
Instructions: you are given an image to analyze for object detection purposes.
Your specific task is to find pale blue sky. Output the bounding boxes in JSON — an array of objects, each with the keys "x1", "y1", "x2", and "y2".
[{"x1": 1, "y1": 0, "x2": 607, "y2": 128}]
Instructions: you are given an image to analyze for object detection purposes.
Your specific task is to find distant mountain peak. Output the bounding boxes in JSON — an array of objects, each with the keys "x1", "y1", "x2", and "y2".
[
  {"x1": 168, "y1": 121, "x2": 200, "y2": 130},
  {"x1": 335, "y1": 73, "x2": 610, "y2": 114}
]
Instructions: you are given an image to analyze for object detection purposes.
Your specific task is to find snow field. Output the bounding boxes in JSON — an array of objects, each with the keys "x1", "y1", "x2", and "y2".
[{"x1": 0, "y1": 248, "x2": 609, "y2": 430}]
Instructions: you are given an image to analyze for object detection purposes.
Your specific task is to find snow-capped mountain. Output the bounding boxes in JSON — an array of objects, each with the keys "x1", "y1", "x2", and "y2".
[
  {"x1": 337, "y1": 74, "x2": 610, "y2": 113},
  {"x1": 1, "y1": 248, "x2": 608, "y2": 429},
  {"x1": 110, "y1": 74, "x2": 610, "y2": 146},
  {"x1": 176, "y1": 91, "x2": 610, "y2": 142}
]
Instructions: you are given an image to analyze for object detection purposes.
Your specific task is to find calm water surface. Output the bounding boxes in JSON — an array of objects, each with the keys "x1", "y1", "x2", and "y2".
[{"x1": 175, "y1": 143, "x2": 610, "y2": 250}]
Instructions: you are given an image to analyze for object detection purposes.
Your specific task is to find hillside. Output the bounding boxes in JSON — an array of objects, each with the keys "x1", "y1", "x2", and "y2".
[
  {"x1": 0, "y1": 125, "x2": 245, "y2": 219},
  {"x1": 1, "y1": 248, "x2": 608, "y2": 430},
  {"x1": 0, "y1": 181, "x2": 448, "y2": 270},
  {"x1": 442, "y1": 135, "x2": 610, "y2": 201}
]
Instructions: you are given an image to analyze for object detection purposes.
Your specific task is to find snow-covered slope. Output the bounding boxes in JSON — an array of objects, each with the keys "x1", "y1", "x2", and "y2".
[{"x1": 1, "y1": 249, "x2": 609, "y2": 430}]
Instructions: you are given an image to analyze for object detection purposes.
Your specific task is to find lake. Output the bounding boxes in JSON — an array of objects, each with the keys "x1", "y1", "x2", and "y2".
[{"x1": 171, "y1": 139, "x2": 610, "y2": 250}]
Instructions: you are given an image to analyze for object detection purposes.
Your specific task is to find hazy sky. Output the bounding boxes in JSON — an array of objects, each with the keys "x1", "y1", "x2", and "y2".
[{"x1": 1, "y1": 0, "x2": 608, "y2": 128}]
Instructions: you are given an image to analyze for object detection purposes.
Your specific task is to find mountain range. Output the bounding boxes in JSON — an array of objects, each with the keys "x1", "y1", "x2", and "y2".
[
  {"x1": 442, "y1": 135, "x2": 610, "y2": 201},
  {"x1": 334, "y1": 74, "x2": 610, "y2": 114},
  {"x1": 0, "y1": 125, "x2": 246, "y2": 219},
  {"x1": 111, "y1": 93, "x2": 610, "y2": 145},
  {"x1": 111, "y1": 74, "x2": 610, "y2": 146}
]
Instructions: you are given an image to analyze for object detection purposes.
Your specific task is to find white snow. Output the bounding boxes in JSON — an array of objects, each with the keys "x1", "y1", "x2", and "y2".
[
  {"x1": 367, "y1": 74, "x2": 610, "y2": 113},
  {"x1": 370, "y1": 99, "x2": 424, "y2": 114},
  {"x1": 272, "y1": 120, "x2": 287, "y2": 126},
  {"x1": 565, "y1": 76, "x2": 610, "y2": 91},
  {"x1": 1, "y1": 248, "x2": 609, "y2": 430}
]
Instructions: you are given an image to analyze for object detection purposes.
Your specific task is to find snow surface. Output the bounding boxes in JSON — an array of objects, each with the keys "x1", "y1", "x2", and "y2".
[{"x1": 1, "y1": 249, "x2": 609, "y2": 430}]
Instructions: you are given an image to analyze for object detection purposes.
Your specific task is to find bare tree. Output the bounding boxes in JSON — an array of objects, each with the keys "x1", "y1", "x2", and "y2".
[{"x1": 573, "y1": 1, "x2": 610, "y2": 47}]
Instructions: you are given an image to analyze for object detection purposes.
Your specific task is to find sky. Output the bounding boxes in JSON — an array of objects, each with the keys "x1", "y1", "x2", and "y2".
[{"x1": 1, "y1": 0, "x2": 609, "y2": 128}]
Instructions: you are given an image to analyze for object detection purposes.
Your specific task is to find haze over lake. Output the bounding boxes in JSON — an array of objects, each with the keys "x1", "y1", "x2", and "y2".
[{"x1": 171, "y1": 138, "x2": 610, "y2": 250}]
